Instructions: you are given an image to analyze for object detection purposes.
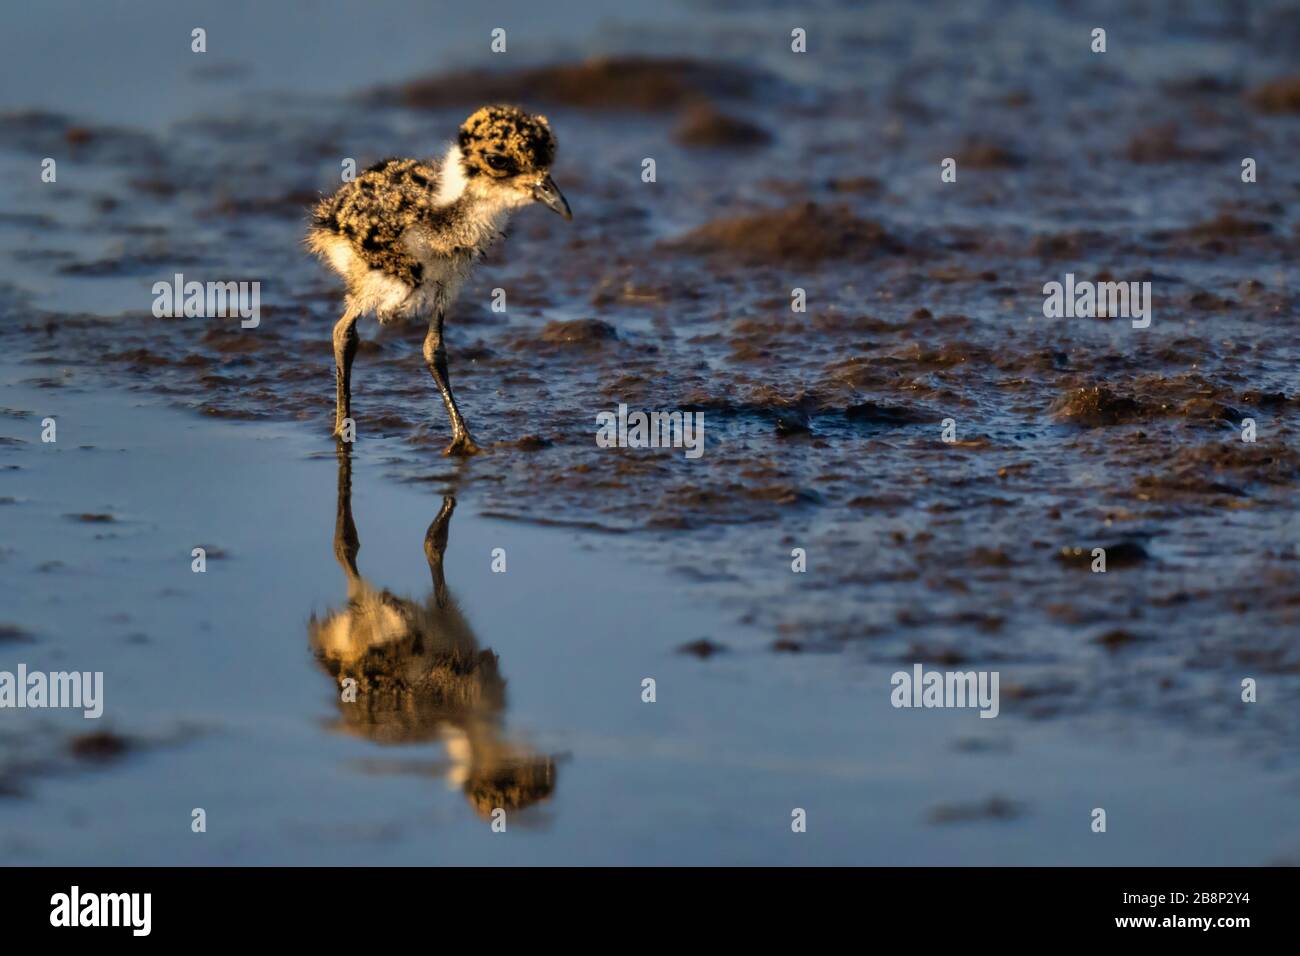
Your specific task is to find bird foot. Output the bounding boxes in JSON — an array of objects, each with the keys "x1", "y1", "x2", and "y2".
[{"x1": 443, "y1": 435, "x2": 483, "y2": 457}]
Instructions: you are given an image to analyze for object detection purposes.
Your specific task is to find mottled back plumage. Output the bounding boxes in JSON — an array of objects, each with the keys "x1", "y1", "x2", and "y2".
[{"x1": 310, "y1": 158, "x2": 448, "y2": 287}]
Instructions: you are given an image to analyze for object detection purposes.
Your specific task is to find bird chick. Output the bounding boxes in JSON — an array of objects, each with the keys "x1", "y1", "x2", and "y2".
[{"x1": 307, "y1": 104, "x2": 572, "y2": 455}]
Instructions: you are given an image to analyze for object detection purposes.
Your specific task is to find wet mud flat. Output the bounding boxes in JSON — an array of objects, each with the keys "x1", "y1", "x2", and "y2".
[{"x1": 2, "y1": 0, "x2": 1300, "y2": 860}]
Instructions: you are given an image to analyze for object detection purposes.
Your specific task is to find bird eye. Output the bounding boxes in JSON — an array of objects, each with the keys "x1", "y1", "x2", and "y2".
[{"x1": 484, "y1": 153, "x2": 513, "y2": 173}]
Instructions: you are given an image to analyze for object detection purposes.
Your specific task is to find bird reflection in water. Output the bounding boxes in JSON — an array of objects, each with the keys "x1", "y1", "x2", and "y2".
[{"x1": 308, "y1": 445, "x2": 556, "y2": 818}]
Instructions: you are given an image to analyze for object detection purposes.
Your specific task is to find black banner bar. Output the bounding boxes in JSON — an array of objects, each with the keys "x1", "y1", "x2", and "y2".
[{"x1": 0, "y1": 867, "x2": 1289, "y2": 940}]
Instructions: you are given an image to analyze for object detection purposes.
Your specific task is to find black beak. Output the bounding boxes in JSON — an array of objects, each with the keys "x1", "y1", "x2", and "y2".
[{"x1": 533, "y1": 174, "x2": 572, "y2": 220}]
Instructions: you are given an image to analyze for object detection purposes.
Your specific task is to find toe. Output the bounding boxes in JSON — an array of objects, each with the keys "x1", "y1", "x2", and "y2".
[{"x1": 443, "y1": 438, "x2": 483, "y2": 457}]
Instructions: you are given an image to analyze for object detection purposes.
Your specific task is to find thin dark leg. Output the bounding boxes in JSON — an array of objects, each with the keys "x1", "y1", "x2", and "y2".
[
  {"x1": 333, "y1": 304, "x2": 360, "y2": 437},
  {"x1": 423, "y1": 312, "x2": 480, "y2": 456},
  {"x1": 423, "y1": 495, "x2": 456, "y2": 608}
]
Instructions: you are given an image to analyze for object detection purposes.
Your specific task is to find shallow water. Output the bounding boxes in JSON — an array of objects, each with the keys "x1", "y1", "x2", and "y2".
[
  {"x1": 2, "y1": 361, "x2": 1297, "y2": 864},
  {"x1": 1, "y1": 0, "x2": 1299, "y2": 864}
]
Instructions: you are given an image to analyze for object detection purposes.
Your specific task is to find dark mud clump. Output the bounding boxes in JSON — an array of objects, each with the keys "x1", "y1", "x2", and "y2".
[
  {"x1": 844, "y1": 400, "x2": 930, "y2": 426},
  {"x1": 1029, "y1": 230, "x2": 1108, "y2": 259},
  {"x1": 1173, "y1": 213, "x2": 1272, "y2": 240},
  {"x1": 536, "y1": 318, "x2": 618, "y2": 347},
  {"x1": 927, "y1": 796, "x2": 1024, "y2": 824},
  {"x1": 665, "y1": 202, "x2": 903, "y2": 265},
  {"x1": 0, "y1": 110, "x2": 157, "y2": 165},
  {"x1": 0, "y1": 623, "x2": 36, "y2": 644},
  {"x1": 68, "y1": 730, "x2": 131, "y2": 762},
  {"x1": 673, "y1": 103, "x2": 770, "y2": 148},
  {"x1": 1152, "y1": 213, "x2": 1281, "y2": 257},
  {"x1": 1247, "y1": 75, "x2": 1300, "y2": 113},
  {"x1": 1133, "y1": 443, "x2": 1300, "y2": 500},
  {"x1": 773, "y1": 408, "x2": 812, "y2": 435},
  {"x1": 376, "y1": 56, "x2": 767, "y2": 112},
  {"x1": 1056, "y1": 542, "x2": 1148, "y2": 569},
  {"x1": 677, "y1": 638, "x2": 728, "y2": 659},
  {"x1": 1052, "y1": 377, "x2": 1257, "y2": 429},
  {"x1": 1093, "y1": 629, "x2": 1147, "y2": 651},
  {"x1": 825, "y1": 176, "x2": 882, "y2": 195},
  {"x1": 1124, "y1": 124, "x2": 1220, "y2": 164},
  {"x1": 959, "y1": 139, "x2": 1026, "y2": 169},
  {"x1": 1050, "y1": 385, "x2": 1147, "y2": 426}
]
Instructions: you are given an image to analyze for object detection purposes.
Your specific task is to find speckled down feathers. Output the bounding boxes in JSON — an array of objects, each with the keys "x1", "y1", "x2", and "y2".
[
  {"x1": 310, "y1": 158, "x2": 451, "y2": 287},
  {"x1": 457, "y1": 104, "x2": 556, "y2": 176}
]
